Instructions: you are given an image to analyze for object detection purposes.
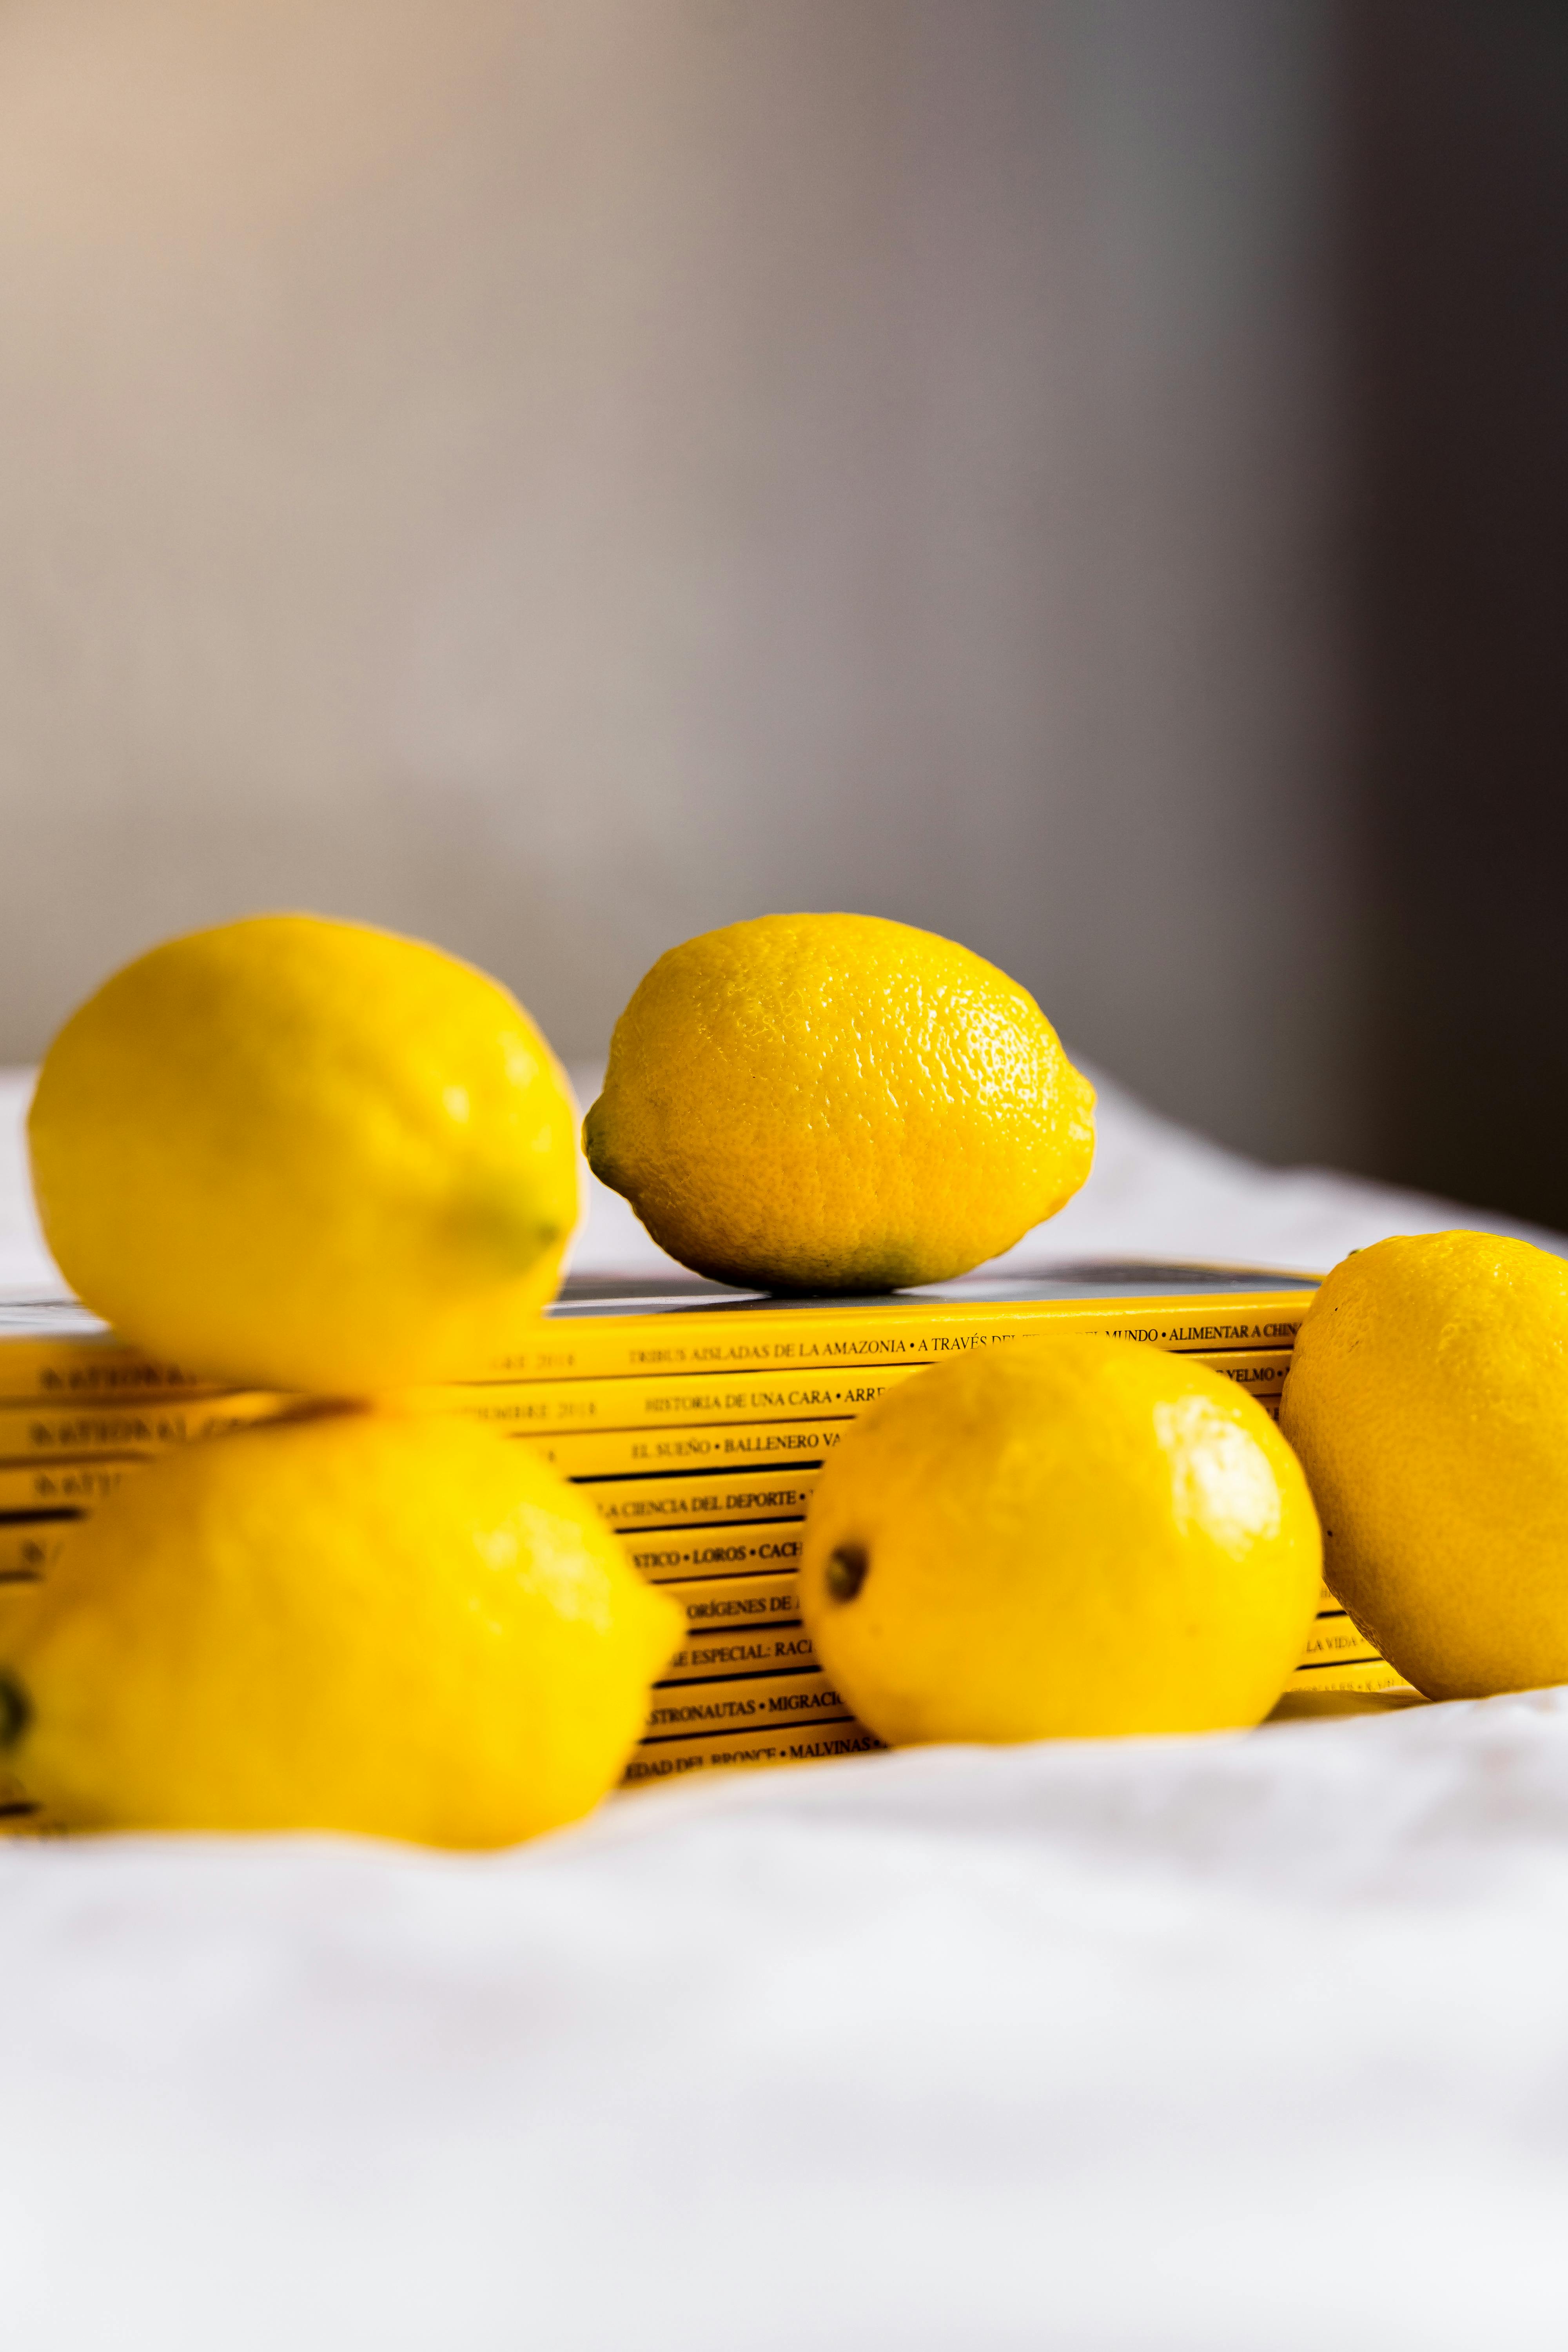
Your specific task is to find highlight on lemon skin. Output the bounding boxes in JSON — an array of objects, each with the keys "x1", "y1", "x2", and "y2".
[
  {"x1": 800, "y1": 1336, "x2": 1322, "y2": 1746},
  {"x1": 584, "y1": 910, "x2": 1095, "y2": 1294},
  {"x1": 1280, "y1": 1229, "x2": 1568, "y2": 1702},
  {"x1": 0, "y1": 1409, "x2": 682, "y2": 1847},
  {"x1": 28, "y1": 913, "x2": 580, "y2": 1393}
]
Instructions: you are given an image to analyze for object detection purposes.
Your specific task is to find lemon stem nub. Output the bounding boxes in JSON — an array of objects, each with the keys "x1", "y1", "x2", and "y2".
[
  {"x1": 826, "y1": 1544, "x2": 870, "y2": 1604},
  {"x1": 0, "y1": 1673, "x2": 31, "y2": 1749}
]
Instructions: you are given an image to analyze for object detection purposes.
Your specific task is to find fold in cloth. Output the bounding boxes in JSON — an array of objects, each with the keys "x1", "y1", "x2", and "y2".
[{"x1": 4, "y1": 1693, "x2": 1568, "y2": 2350}]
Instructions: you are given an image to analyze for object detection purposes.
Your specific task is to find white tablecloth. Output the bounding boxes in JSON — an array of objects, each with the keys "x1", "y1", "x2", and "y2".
[{"x1": 2, "y1": 1066, "x2": 1566, "y2": 2351}]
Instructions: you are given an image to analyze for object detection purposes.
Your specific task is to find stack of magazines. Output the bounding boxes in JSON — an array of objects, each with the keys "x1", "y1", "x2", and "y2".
[{"x1": 0, "y1": 1262, "x2": 1414, "y2": 1806}]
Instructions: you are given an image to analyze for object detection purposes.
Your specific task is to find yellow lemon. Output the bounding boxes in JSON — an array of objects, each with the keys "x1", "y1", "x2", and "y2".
[
  {"x1": 800, "y1": 1338, "x2": 1321, "y2": 1742},
  {"x1": 1279, "y1": 1230, "x2": 1568, "y2": 1700},
  {"x1": 584, "y1": 911, "x2": 1094, "y2": 1292},
  {"x1": 0, "y1": 1410, "x2": 680, "y2": 1844},
  {"x1": 28, "y1": 914, "x2": 579, "y2": 1392}
]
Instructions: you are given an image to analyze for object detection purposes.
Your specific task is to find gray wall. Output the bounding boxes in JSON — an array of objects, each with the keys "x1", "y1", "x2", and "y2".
[
  {"x1": 0, "y1": 0, "x2": 1357, "y2": 1164},
  {"x1": 1347, "y1": 0, "x2": 1568, "y2": 1230}
]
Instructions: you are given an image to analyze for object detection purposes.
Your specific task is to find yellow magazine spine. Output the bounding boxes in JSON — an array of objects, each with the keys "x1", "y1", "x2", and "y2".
[
  {"x1": 618, "y1": 1524, "x2": 806, "y2": 1584},
  {"x1": 0, "y1": 1393, "x2": 305, "y2": 1464},
  {"x1": 429, "y1": 1364, "x2": 921, "y2": 1431},
  {"x1": 479, "y1": 1290, "x2": 1312, "y2": 1383},
  {"x1": 663, "y1": 1564, "x2": 808, "y2": 1619},
  {"x1": 0, "y1": 1453, "x2": 827, "y2": 1532},
  {"x1": 0, "y1": 1523, "x2": 71, "y2": 1582},
  {"x1": 517, "y1": 1417, "x2": 849, "y2": 1483},
  {"x1": 413, "y1": 1347, "x2": 1292, "y2": 1437},
  {"x1": 0, "y1": 1401, "x2": 852, "y2": 1478},
  {"x1": 0, "y1": 1353, "x2": 223, "y2": 1405},
  {"x1": 0, "y1": 1506, "x2": 806, "y2": 1584},
  {"x1": 0, "y1": 1330, "x2": 1293, "y2": 1434},
  {"x1": 590, "y1": 1465, "x2": 824, "y2": 1530},
  {"x1": 0, "y1": 1459, "x2": 824, "y2": 1550},
  {"x1": 1284, "y1": 1660, "x2": 1418, "y2": 1695},
  {"x1": 642, "y1": 1668, "x2": 854, "y2": 1742},
  {"x1": 660, "y1": 1620, "x2": 816, "y2": 1685},
  {"x1": 0, "y1": 1293, "x2": 1307, "y2": 1404},
  {"x1": 623, "y1": 1719, "x2": 885, "y2": 1786},
  {"x1": 0, "y1": 1458, "x2": 148, "y2": 1515}
]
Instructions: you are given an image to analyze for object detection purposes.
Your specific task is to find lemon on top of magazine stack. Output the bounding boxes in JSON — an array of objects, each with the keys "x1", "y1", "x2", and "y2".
[
  {"x1": 585, "y1": 911, "x2": 1096, "y2": 1292},
  {"x1": 28, "y1": 913, "x2": 581, "y2": 1395}
]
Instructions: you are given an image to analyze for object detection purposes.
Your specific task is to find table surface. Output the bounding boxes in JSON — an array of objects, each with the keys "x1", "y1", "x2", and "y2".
[{"x1": 0, "y1": 1066, "x2": 1564, "y2": 2352}]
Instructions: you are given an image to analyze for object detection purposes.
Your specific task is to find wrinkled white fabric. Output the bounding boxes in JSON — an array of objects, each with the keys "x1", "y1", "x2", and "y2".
[
  {"x1": 1, "y1": 1063, "x2": 1566, "y2": 2350},
  {"x1": 7, "y1": 1699, "x2": 1568, "y2": 2352}
]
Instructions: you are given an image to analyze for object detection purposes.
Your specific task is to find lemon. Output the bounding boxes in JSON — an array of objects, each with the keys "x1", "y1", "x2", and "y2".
[
  {"x1": 1279, "y1": 1230, "x2": 1568, "y2": 1700},
  {"x1": 29, "y1": 915, "x2": 579, "y2": 1392},
  {"x1": 0, "y1": 1410, "x2": 680, "y2": 1843},
  {"x1": 800, "y1": 1338, "x2": 1321, "y2": 1742},
  {"x1": 584, "y1": 912, "x2": 1094, "y2": 1292}
]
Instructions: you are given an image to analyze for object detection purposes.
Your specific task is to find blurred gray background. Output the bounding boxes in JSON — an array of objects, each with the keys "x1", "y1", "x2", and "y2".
[{"x1": 2, "y1": 1, "x2": 1564, "y2": 1216}]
